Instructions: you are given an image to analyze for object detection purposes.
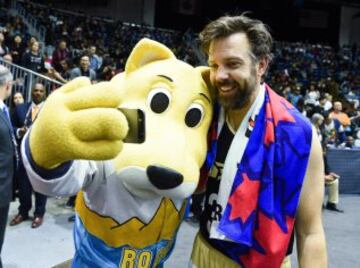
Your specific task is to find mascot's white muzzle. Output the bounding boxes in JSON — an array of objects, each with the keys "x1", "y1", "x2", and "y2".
[{"x1": 117, "y1": 166, "x2": 196, "y2": 199}]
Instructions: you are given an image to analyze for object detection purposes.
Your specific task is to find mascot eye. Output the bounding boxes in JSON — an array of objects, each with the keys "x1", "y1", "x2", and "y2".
[
  {"x1": 185, "y1": 103, "x2": 204, "y2": 128},
  {"x1": 147, "y1": 88, "x2": 171, "y2": 114}
]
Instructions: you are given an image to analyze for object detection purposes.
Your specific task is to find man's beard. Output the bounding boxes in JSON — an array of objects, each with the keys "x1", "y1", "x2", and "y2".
[{"x1": 216, "y1": 68, "x2": 257, "y2": 110}]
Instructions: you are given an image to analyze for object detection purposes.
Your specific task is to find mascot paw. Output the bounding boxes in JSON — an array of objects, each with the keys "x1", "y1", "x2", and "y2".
[{"x1": 29, "y1": 77, "x2": 129, "y2": 169}]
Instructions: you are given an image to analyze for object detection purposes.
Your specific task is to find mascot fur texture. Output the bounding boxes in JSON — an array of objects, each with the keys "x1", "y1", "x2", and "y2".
[{"x1": 21, "y1": 38, "x2": 214, "y2": 267}]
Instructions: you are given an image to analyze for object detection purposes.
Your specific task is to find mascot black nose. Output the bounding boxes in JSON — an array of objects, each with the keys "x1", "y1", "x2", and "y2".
[{"x1": 147, "y1": 165, "x2": 183, "y2": 190}]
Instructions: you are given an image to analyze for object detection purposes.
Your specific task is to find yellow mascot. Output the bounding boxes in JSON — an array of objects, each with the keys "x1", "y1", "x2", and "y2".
[{"x1": 21, "y1": 38, "x2": 214, "y2": 267}]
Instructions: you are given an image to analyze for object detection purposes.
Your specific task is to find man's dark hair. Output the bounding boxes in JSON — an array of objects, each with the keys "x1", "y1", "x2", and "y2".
[{"x1": 199, "y1": 13, "x2": 273, "y2": 63}]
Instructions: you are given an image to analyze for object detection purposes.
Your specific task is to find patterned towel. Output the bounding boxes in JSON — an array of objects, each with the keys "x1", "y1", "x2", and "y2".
[{"x1": 200, "y1": 84, "x2": 312, "y2": 267}]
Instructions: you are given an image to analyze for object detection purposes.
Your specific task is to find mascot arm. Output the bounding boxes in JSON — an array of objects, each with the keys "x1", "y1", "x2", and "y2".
[
  {"x1": 21, "y1": 136, "x2": 91, "y2": 197},
  {"x1": 28, "y1": 77, "x2": 129, "y2": 169},
  {"x1": 20, "y1": 77, "x2": 128, "y2": 196}
]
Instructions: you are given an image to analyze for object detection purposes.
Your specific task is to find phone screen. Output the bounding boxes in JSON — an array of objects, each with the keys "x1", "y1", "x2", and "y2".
[{"x1": 119, "y1": 108, "x2": 145, "y2": 144}]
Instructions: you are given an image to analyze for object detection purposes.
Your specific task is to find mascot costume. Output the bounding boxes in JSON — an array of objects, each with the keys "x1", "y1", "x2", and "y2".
[{"x1": 21, "y1": 39, "x2": 214, "y2": 267}]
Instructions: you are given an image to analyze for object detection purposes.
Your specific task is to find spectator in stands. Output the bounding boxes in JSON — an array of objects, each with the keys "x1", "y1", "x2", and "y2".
[
  {"x1": 1, "y1": 54, "x2": 12, "y2": 63},
  {"x1": 318, "y1": 94, "x2": 332, "y2": 112},
  {"x1": 9, "y1": 91, "x2": 24, "y2": 117},
  {"x1": 311, "y1": 113, "x2": 324, "y2": 142},
  {"x1": 43, "y1": 54, "x2": 70, "y2": 84},
  {"x1": 21, "y1": 41, "x2": 46, "y2": 74},
  {"x1": 45, "y1": 66, "x2": 67, "y2": 84},
  {"x1": 322, "y1": 111, "x2": 346, "y2": 147},
  {"x1": 345, "y1": 88, "x2": 359, "y2": 110},
  {"x1": 9, "y1": 91, "x2": 24, "y2": 199},
  {"x1": 309, "y1": 113, "x2": 344, "y2": 213},
  {"x1": 52, "y1": 40, "x2": 70, "y2": 72},
  {"x1": 330, "y1": 102, "x2": 351, "y2": 135},
  {"x1": 69, "y1": 54, "x2": 96, "y2": 82},
  {"x1": 303, "y1": 103, "x2": 316, "y2": 119},
  {"x1": 10, "y1": 83, "x2": 48, "y2": 229},
  {"x1": 96, "y1": 56, "x2": 115, "y2": 81},
  {"x1": 325, "y1": 77, "x2": 340, "y2": 100},
  {"x1": 324, "y1": 93, "x2": 333, "y2": 111},
  {"x1": 6, "y1": 0, "x2": 360, "y2": 122},
  {"x1": 293, "y1": 97, "x2": 305, "y2": 116},
  {"x1": 9, "y1": 34, "x2": 25, "y2": 65},
  {"x1": 12, "y1": 91, "x2": 24, "y2": 106},
  {"x1": 311, "y1": 100, "x2": 325, "y2": 117},
  {"x1": 0, "y1": 32, "x2": 9, "y2": 57},
  {"x1": 8, "y1": 16, "x2": 26, "y2": 38},
  {"x1": 305, "y1": 83, "x2": 320, "y2": 106},
  {"x1": 88, "y1": 45, "x2": 102, "y2": 71},
  {"x1": 339, "y1": 135, "x2": 355, "y2": 149},
  {"x1": 289, "y1": 85, "x2": 302, "y2": 107},
  {"x1": 311, "y1": 113, "x2": 344, "y2": 212},
  {"x1": 58, "y1": 59, "x2": 71, "y2": 81},
  {"x1": 26, "y1": 36, "x2": 38, "y2": 52},
  {"x1": 323, "y1": 148, "x2": 344, "y2": 213}
]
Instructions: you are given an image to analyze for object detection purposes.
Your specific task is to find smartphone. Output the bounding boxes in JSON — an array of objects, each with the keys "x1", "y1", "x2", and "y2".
[{"x1": 118, "y1": 108, "x2": 145, "y2": 144}]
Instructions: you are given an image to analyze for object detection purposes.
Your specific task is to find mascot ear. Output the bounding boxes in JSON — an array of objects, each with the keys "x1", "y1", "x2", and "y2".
[
  {"x1": 196, "y1": 66, "x2": 215, "y2": 101},
  {"x1": 125, "y1": 38, "x2": 176, "y2": 75}
]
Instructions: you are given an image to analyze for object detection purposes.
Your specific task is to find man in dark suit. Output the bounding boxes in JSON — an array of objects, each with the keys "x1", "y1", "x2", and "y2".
[
  {"x1": 0, "y1": 65, "x2": 16, "y2": 268},
  {"x1": 10, "y1": 83, "x2": 47, "y2": 228}
]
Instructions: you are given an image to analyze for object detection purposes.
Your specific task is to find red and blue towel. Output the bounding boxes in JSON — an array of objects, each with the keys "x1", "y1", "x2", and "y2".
[{"x1": 200, "y1": 84, "x2": 312, "y2": 267}]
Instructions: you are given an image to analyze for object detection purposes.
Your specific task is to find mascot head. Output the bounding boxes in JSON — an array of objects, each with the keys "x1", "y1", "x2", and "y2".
[{"x1": 111, "y1": 38, "x2": 214, "y2": 199}]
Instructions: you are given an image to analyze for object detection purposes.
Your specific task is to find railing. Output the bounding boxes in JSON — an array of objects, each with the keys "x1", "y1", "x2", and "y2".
[{"x1": 0, "y1": 58, "x2": 63, "y2": 105}]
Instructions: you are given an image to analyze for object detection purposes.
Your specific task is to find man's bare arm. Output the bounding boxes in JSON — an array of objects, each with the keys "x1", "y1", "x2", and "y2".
[{"x1": 295, "y1": 127, "x2": 327, "y2": 268}]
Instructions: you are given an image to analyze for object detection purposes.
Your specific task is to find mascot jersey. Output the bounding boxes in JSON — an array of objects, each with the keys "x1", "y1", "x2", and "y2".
[{"x1": 22, "y1": 141, "x2": 185, "y2": 268}]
